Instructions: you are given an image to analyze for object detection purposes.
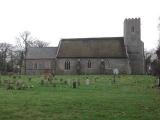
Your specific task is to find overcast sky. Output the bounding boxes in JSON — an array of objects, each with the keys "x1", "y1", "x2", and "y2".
[{"x1": 0, "y1": 0, "x2": 159, "y2": 50}]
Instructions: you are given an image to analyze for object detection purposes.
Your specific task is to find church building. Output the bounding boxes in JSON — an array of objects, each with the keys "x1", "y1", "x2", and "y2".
[{"x1": 25, "y1": 18, "x2": 145, "y2": 75}]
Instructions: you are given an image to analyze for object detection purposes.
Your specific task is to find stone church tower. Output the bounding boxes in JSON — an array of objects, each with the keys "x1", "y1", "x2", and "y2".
[{"x1": 124, "y1": 18, "x2": 145, "y2": 74}]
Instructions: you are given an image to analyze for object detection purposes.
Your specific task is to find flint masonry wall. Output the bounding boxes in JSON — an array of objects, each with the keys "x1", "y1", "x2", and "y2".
[{"x1": 56, "y1": 58, "x2": 131, "y2": 75}]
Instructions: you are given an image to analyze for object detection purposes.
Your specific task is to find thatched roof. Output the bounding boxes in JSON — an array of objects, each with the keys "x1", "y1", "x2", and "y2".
[
  {"x1": 57, "y1": 37, "x2": 127, "y2": 58},
  {"x1": 26, "y1": 47, "x2": 57, "y2": 59}
]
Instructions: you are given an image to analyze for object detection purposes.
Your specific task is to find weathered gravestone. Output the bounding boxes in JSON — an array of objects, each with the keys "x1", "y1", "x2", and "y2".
[
  {"x1": 42, "y1": 72, "x2": 54, "y2": 86},
  {"x1": 67, "y1": 79, "x2": 71, "y2": 87},
  {"x1": 85, "y1": 78, "x2": 90, "y2": 85},
  {"x1": 41, "y1": 79, "x2": 45, "y2": 85},
  {"x1": 73, "y1": 81, "x2": 77, "y2": 88},
  {"x1": 113, "y1": 68, "x2": 119, "y2": 83},
  {"x1": 64, "y1": 80, "x2": 67, "y2": 85}
]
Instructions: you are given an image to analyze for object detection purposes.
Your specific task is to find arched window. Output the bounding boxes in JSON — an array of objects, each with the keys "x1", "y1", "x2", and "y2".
[
  {"x1": 88, "y1": 60, "x2": 91, "y2": 68},
  {"x1": 131, "y1": 26, "x2": 134, "y2": 32},
  {"x1": 65, "y1": 60, "x2": 70, "y2": 70},
  {"x1": 34, "y1": 63, "x2": 38, "y2": 69}
]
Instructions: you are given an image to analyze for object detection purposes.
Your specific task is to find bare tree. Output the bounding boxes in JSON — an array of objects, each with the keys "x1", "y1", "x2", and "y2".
[
  {"x1": 151, "y1": 17, "x2": 160, "y2": 87},
  {"x1": 16, "y1": 31, "x2": 33, "y2": 74},
  {"x1": 16, "y1": 31, "x2": 49, "y2": 49},
  {"x1": 10, "y1": 49, "x2": 24, "y2": 74},
  {"x1": 31, "y1": 39, "x2": 49, "y2": 48},
  {"x1": 16, "y1": 31, "x2": 50, "y2": 74},
  {"x1": 144, "y1": 49, "x2": 155, "y2": 74},
  {"x1": 0, "y1": 43, "x2": 13, "y2": 74}
]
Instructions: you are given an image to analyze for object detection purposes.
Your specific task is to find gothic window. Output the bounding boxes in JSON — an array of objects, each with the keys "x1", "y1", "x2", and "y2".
[
  {"x1": 34, "y1": 63, "x2": 38, "y2": 69},
  {"x1": 65, "y1": 60, "x2": 70, "y2": 70},
  {"x1": 88, "y1": 60, "x2": 91, "y2": 68},
  {"x1": 131, "y1": 26, "x2": 134, "y2": 32}
]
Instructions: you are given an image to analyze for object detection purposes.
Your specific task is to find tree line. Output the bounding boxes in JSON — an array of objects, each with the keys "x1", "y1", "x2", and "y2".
[
  {"x1": 0, "y1": 31, "x2": 49, "y2": 75},
  {"x1": 0, "y1": 28, "x2": 160, "y2": 78},
  {"x1": 145, "y1": 18, "x2": 160, "y2": 87}
]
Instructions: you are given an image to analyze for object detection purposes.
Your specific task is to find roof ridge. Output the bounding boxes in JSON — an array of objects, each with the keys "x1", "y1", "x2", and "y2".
[
  {"x1": 61, "y1": 37, "x2": 124, "y2": 41},
  {"x1": 28, "y1": 47, "x2": 58, "y2": 49}
]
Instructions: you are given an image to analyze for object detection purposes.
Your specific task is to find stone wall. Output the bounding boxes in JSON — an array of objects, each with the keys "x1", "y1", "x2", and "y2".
[
  {"x1": 56, "y1": 58, "x2": 131, "y2": 75},
  {"x1": 26, "y1": 59, "x2": 56, "y2": 75},
  {"x1": 127, "y1": 41, "x2": 145, "y2": 74}
]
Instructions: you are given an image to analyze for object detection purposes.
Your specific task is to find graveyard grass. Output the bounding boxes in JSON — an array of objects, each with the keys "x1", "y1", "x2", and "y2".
[{"x1": 0, "y1": 75, "x2": 160, "y2": 120}]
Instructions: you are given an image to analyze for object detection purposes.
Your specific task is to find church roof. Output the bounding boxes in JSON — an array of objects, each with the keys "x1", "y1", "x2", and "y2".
[
  {"x1": 56, "y1": 37, "x2": 127, "y2": 58},
  {"x1": 26, "y1": 47, "x2": 57, "y2": 59}
]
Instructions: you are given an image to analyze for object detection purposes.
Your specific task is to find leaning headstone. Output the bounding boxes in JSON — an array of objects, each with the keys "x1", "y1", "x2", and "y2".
[
  {"x1": 41, "y1": 79, "x2": 44, "y2": 85},
  {"x1": 73, "y1": 81, "x2": 77, "y2": 88},
  {"x1": 67, "y1": 79, "x2": 71, "y2": 87},
  {"x1": 85, "y1": 78, "x2": 90, "y2": 85},
  {"x1": 64, "y1": 80, "x2": 67, "y2": 85}
]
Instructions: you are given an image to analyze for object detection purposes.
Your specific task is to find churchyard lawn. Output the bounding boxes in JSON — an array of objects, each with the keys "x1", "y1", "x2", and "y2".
[{"x1": 0, "y1": 75, "x2": 160, "y2": 120}]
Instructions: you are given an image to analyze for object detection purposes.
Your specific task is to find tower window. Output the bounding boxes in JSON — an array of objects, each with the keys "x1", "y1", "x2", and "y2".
[
  {"x1": 88, "y1": 60, "x2": 91, "y2": 68},
  {"x1": 65, "y1": 60, "x2": 70, "y2": 70},
  {"x1": 131, "y1": 26, "x2": 134, "y2": 32}
]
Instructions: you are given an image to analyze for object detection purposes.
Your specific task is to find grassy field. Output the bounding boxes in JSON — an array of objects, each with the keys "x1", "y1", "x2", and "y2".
[{"x1": 0, "y1": 75, "x2": 160, "y2": 120}]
